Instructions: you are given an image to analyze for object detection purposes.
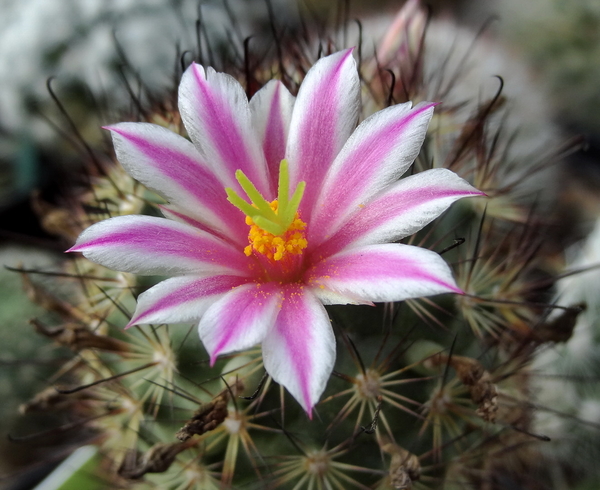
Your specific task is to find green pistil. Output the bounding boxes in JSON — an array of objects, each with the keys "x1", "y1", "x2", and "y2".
[{"x1": 226, "y1": 159, "x2": 305, "y2": 236}]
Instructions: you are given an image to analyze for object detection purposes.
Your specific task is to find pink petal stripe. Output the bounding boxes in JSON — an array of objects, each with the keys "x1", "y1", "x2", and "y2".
[
  {"x1": 249, "y1": 80, "x2": 295, "y2": 190},
  {"x1": 106, "y1": 123, "x2": 247, "y2": 246},
  {"x1": 197, "y1": 282, "x2": 284, "y2": 365},
  {"x1": 179, "y1": 64, "x2": 271, "y2": 195},
  {"x1": 159, "y1": 204, "x2": 246, "y2": 246},
  {"x1": 285, "y1": 49, "x2": 360, "y2": 219},
  {"x1": 261, "y1": 285, "x2": 336, "y2": 416},
  {"x1": 158, "y1": 205, "x2": 220, "y2": 235},
  {"x1": 306, "y1": 244, "x2": 462, "y2": 303},
  {"x1": 309, "y1": 102, "x2": 435, "y2": 246},
  {"x1": 68, "y1": 215, "x2": 252, "y2": 276},
  {"x1": 314, "y1": 169, "x2": 484, "y2": 258},
  {"x1": 129, "y1": 275, "x2": 251, "y2": 327}
]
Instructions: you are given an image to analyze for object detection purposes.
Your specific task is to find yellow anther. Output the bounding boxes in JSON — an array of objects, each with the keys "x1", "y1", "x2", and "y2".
[{"x1": 245, "y1": 200, "x2": 307, "y2": 262}]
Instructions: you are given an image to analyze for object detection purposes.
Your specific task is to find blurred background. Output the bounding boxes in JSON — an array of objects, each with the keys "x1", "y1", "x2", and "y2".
[{"x1": 0, "y1": 0, "x2": 598, "y2": 487}]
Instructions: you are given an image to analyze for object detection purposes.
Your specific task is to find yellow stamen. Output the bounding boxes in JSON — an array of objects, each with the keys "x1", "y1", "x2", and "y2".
[{"x1": 244, "y1": 201, "x2": 307, "y2": 262}]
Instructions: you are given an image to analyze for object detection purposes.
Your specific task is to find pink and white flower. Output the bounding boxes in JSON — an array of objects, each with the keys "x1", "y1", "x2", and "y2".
[{"x1": 68, "y1": 49, "x2": 483, "y2": 416}]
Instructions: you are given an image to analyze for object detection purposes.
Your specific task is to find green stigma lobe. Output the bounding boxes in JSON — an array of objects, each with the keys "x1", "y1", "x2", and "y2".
[
  {"x1": 252, "y1": 216, "x2": 285, "y2": 236},
  {"x1": 278, "y1": 159, "x2": 290, "y2": 213},
  {"x1": 285, "y1": 181, "x2": 306, "y2": 228},
  {"x1": 234, "y1": 170, "x2": 278, "y2": 221},
  {"x1": 225, "y1": 159, "x2": 305, "y2": 236}
]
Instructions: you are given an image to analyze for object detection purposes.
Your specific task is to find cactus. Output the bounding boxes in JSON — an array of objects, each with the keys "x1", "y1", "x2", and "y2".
[{"x1": 10, "y1": 2, "x2": 596, "y2": 489}]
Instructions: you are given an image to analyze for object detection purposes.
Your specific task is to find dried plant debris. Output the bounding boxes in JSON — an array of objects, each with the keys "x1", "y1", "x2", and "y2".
[
  {"x1": 382, "y1": 442, "x2": 421, "y2": 490},
  {"x1": 431, "y1": 354, "x2": 499, "y2": 423},
  {"x1": 534, "y1": 303, "x2": 585, "y2": 343},
  {"x1": 176, "y1": 391, "x2": 229, "y2": 442},
  {"x1": 31, "y1": 319, "x2": 131, "y2": 353},
  {"x1": 118, "y1": 441, "x2": 192, "y2": 479}
]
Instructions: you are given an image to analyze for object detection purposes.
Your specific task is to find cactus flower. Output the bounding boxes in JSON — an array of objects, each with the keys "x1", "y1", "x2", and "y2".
[{"x1": 68, "y1": 49, "x2": 483, "y2": 415}]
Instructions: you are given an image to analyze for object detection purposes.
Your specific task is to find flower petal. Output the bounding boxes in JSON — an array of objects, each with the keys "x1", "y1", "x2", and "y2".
[
  {"x1": 315, "y1": 169, "x2": 484, "y2": 257},
  {"x1": 285, "y1": 49, "x2": 360, "y2": 217},
  {"x1": 129, "y1": 275, "x2": 251, "y2": 326},
  {"x1": 106, "y1": 122, "x2": 247, "y2": 246},
  {"x1": 179, "y1": 63, "x2": 270, "y2": 195},
  {"x1": 306, "y1": 243, "x2": 462, "y2": 304},
  {"x1": 198, "y1": 282, "x2": 283, "y2": 364},
  {"x1": 262, "y1": 285, "x2": 335, "y2": 416},
  {"x1": 309, "y1": 102, "x2": 435, "y2": 246},
  {"x1": 249, "y1": 80, "x2": 295, "y2": 189},
  {"x1": 68, "y1": 215, "x2": 251, "y2": 276}
]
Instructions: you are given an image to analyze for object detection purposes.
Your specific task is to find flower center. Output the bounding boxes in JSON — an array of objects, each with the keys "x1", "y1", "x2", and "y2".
[
  {"x1": 226, "y1": 159, "x2": 308, "y2": 268},
  {"x1": 244, "y1": 201, "x2": 307, "y2": 261}
]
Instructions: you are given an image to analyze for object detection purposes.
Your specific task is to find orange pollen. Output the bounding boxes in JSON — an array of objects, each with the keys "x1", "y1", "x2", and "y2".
[{"x1": 244, "y1": 200, "x2": 308, "y2": 262}]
